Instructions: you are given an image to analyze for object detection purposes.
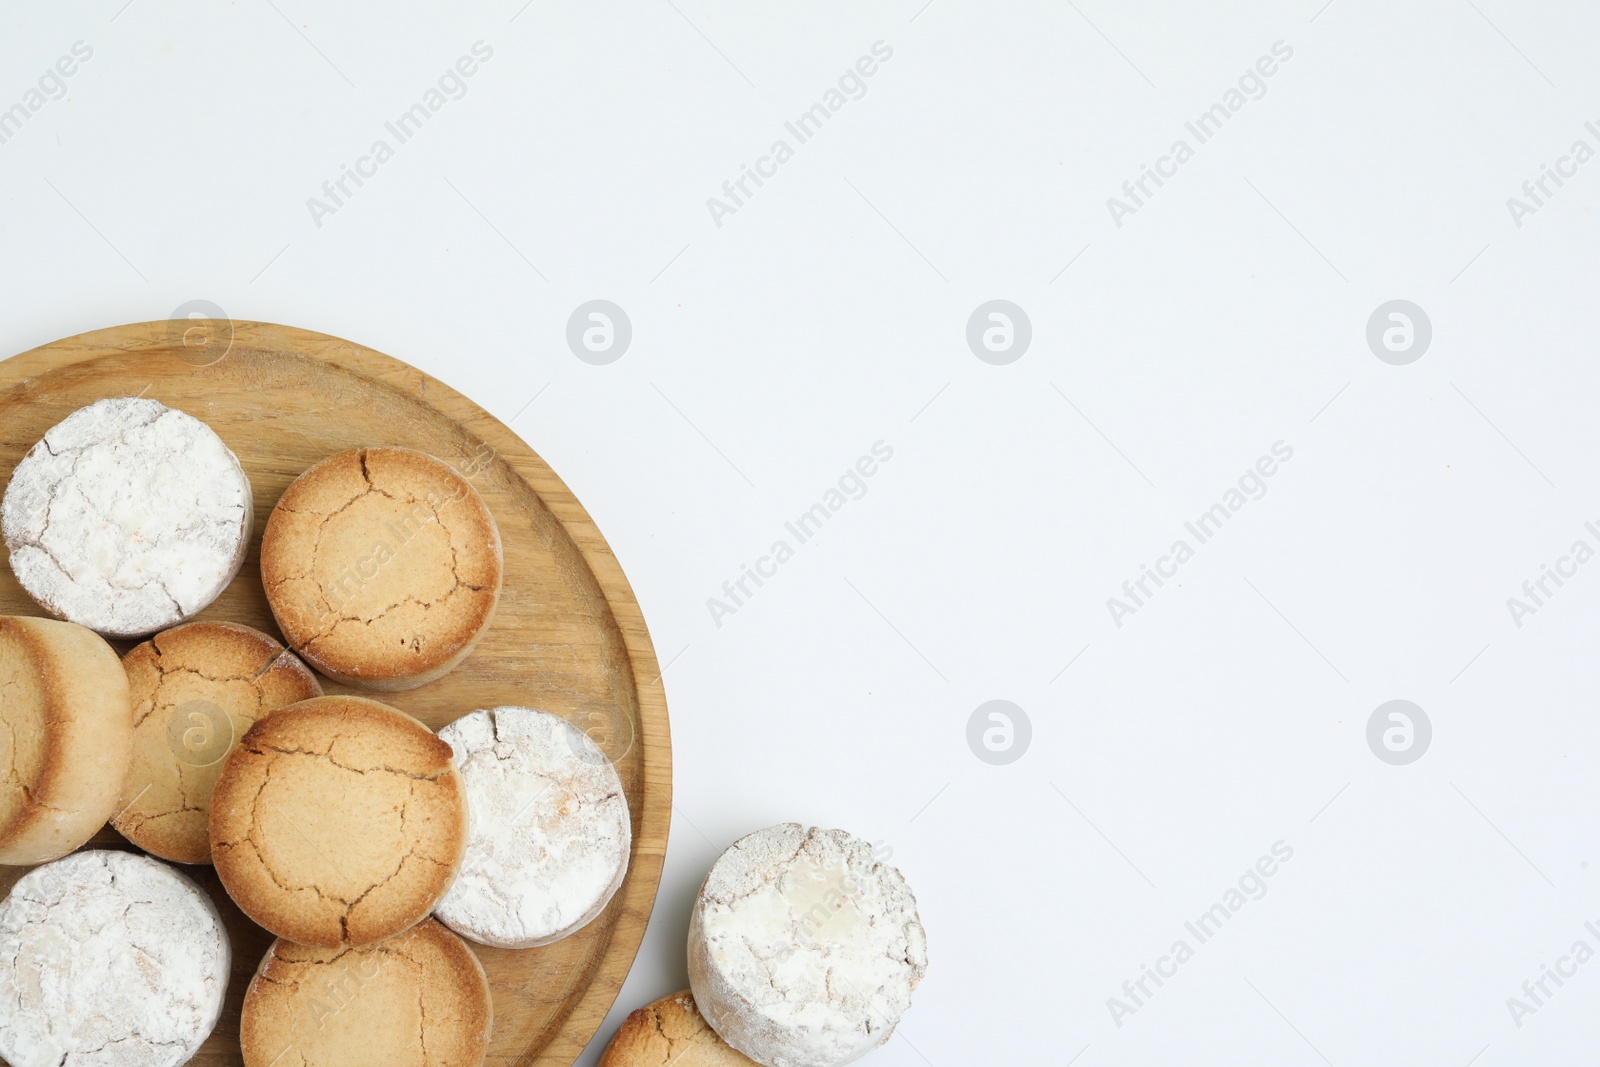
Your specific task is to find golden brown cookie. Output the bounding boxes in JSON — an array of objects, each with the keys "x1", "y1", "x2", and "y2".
[
  {"x1": 599, "y1": 991, "x2": 760, "y2": 1067},
  {"x1": 260, "y1": 446, "x2": 502, "y2": 691},
  {"x1": 111, "y1": 621, "x2": 322, "y2": 865},
  {"x1": 209, "y1": 695, "x2": 469, "y2": 947},
  {"x1": 0, "y1": 615, "x2": 132, "y2": 865},
  {"x1": 240, "y1": 918, "x2": 492, "y2": 1067}
]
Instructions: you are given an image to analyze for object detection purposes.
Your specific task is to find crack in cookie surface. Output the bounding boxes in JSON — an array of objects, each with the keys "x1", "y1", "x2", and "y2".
[
  {"x1": 0, "y1": 851, "x2": 228, "y2": 1067},
  {"x1": 113, "y1": 622, "x2": 320, "y2": 864},
  {"x1": 260, "y1": 447, "x2": 501, "y2": 684},
  {"x1": 242, "y1": 919, "x2": 490, "y2": 1067},
  {"x1": 1, "y1": 398, "x2": 251, "y2": 636},
  {"x1": 210, "y1": 698, "x2": 467, "y2": 947}
]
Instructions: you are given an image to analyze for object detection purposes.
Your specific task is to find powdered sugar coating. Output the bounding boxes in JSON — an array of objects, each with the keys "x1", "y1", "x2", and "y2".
[
  {"x1": 2, "y1": 397, "x2": 252, "y2": 638},
  {"x1": 0, "y1": 850, "x2": 230, "y2": 1067},
  {"x1": 434, "y1": 706, "x2": 630, "y2": 948},
  {"x1": 688, "y1": 824, "x2": 927, "y2": 1067}
]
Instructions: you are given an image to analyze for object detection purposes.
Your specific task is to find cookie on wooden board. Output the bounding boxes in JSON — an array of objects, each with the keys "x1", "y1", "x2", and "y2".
[
  {"x1": 0, "y1": 614, "x2": 132, "y2": 865},
  {"x1": 210, "y1": 695, "x2": 469, "y2": 947},
  {"x1": 434, "y1": 706, "x2": 630, "y2": 949},
  {"x1": 240, "y1": 918, "x2": 491, "y2": 1067},
  {"x1": 1, "y1": 396, "x2": 252, "y2": 638},
  {"x1": 260, "y1": 446, "x2": 502, "y2": 691},
  {"x1": 112, "y1": 620, "x2": 322, "y2": 864},
  {"x1": 0, "y1": 850, "x2": 229, "y2": 1067}
]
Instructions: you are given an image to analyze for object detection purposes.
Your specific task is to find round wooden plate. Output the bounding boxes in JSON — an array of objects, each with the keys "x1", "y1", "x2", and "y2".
[{"x1": 0, "y1": 320, "x2": 671, "y2": 1066}]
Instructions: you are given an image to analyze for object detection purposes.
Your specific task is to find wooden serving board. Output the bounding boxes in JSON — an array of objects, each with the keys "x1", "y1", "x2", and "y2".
[{"x1": 0, "y1": 320, "x2": 671, "y2": 1066}]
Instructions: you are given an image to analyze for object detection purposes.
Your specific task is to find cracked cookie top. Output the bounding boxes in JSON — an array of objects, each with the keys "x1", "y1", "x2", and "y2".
[
  {"x1": 1, "y1": 397, "x2": 253, "y2": 638},
  {"x1": 434, "y1": 706, "x2": 631, "y2": 949},
  {"x1": 260, "y1": 446, "x2": 502, "y2": 692},
  {"x1": 209, "y1": 695, "x2": 470, "y2": 948},
  {"x1": 112, "y1": 620, "x2": 323, "y2": 865},
  {"x1": 599, "y1": 990, "x2": 759, "y2": 1067},
  {"x1": 240, "y1": 918, "x2": 491, "y2": 1067},
  {"x1": 0, "y1": 850, "x2": 229, "y2": 1067}
]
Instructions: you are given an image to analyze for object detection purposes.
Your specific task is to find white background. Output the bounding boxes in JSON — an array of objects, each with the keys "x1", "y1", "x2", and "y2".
[{"x1": 5, "y1": 1, "x2": 1600, "y2": 1064}]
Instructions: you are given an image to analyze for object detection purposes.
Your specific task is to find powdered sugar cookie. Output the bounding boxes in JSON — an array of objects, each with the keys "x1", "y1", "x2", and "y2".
[
  {"x1": 112, "y1": 620, "x2": 322, "y2": 864},
  {"x1": 687, "y1": 824, "x2": 928, "y2": 1067},
  {"x1": 0, "y1": 850, "x2": 229, "y2": 1067},
  {"x1": 0, "y1": 615, "x2": 132, "y2": 865},
  {"x1": 2, "y1": 397, "x2": 252, "y2": 638},
  {"x1": 434, "y1": 706, "x2": 630, "y2": 949}
]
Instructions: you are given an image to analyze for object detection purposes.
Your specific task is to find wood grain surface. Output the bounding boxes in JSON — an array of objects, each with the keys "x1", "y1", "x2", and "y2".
[{"x1": 0, "y1": 319, "x2": 671, "y2": 1067}]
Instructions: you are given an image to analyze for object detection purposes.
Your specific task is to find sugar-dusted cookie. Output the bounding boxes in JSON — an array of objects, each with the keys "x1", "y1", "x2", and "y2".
[
  {"x1": 434, "y1": 706, "x2": 630, "y2": 948},
  {"x1": 688, "y1": 824, "x2": 928, "y2": 1067},
  {"x1": 0, "y1": 850, "x2": 229, "y2": 1067},
  {"x1": 2, "y1": 397, "x2": 252, "y2": 638}
]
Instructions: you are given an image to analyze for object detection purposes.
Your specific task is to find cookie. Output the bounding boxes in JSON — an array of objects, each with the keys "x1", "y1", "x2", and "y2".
[
  {"x1": 240, "y1": 918, "x2": 492, "y2": 1067},
  {"x1": 111, "y1": 620, "x2": 322, "y2": 864},
  {"x1": 0, "y1": 850, "x2": 229, "y2": 1067},
  {"x1": 2, "y1": 396, "x2": 252, "y2": 638},
  {"x1": 434, "y1": 706, "x2": 630, "y2": 948},
  {"x1": 599, "y1": 991, "x2": 760, "y2": 1067},
  {"x1": 210, "y1": 695, "x2": 469, "y2": 947},
  {"x1": 0, "y1": 615, "x2": 132, "y2": 865},
  {"x1": 687, "y1": 824, "x2": 928, "y2": 1067},
  {"x1": 260, "y1": 446, "x2": 502, "y2": 691}
]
